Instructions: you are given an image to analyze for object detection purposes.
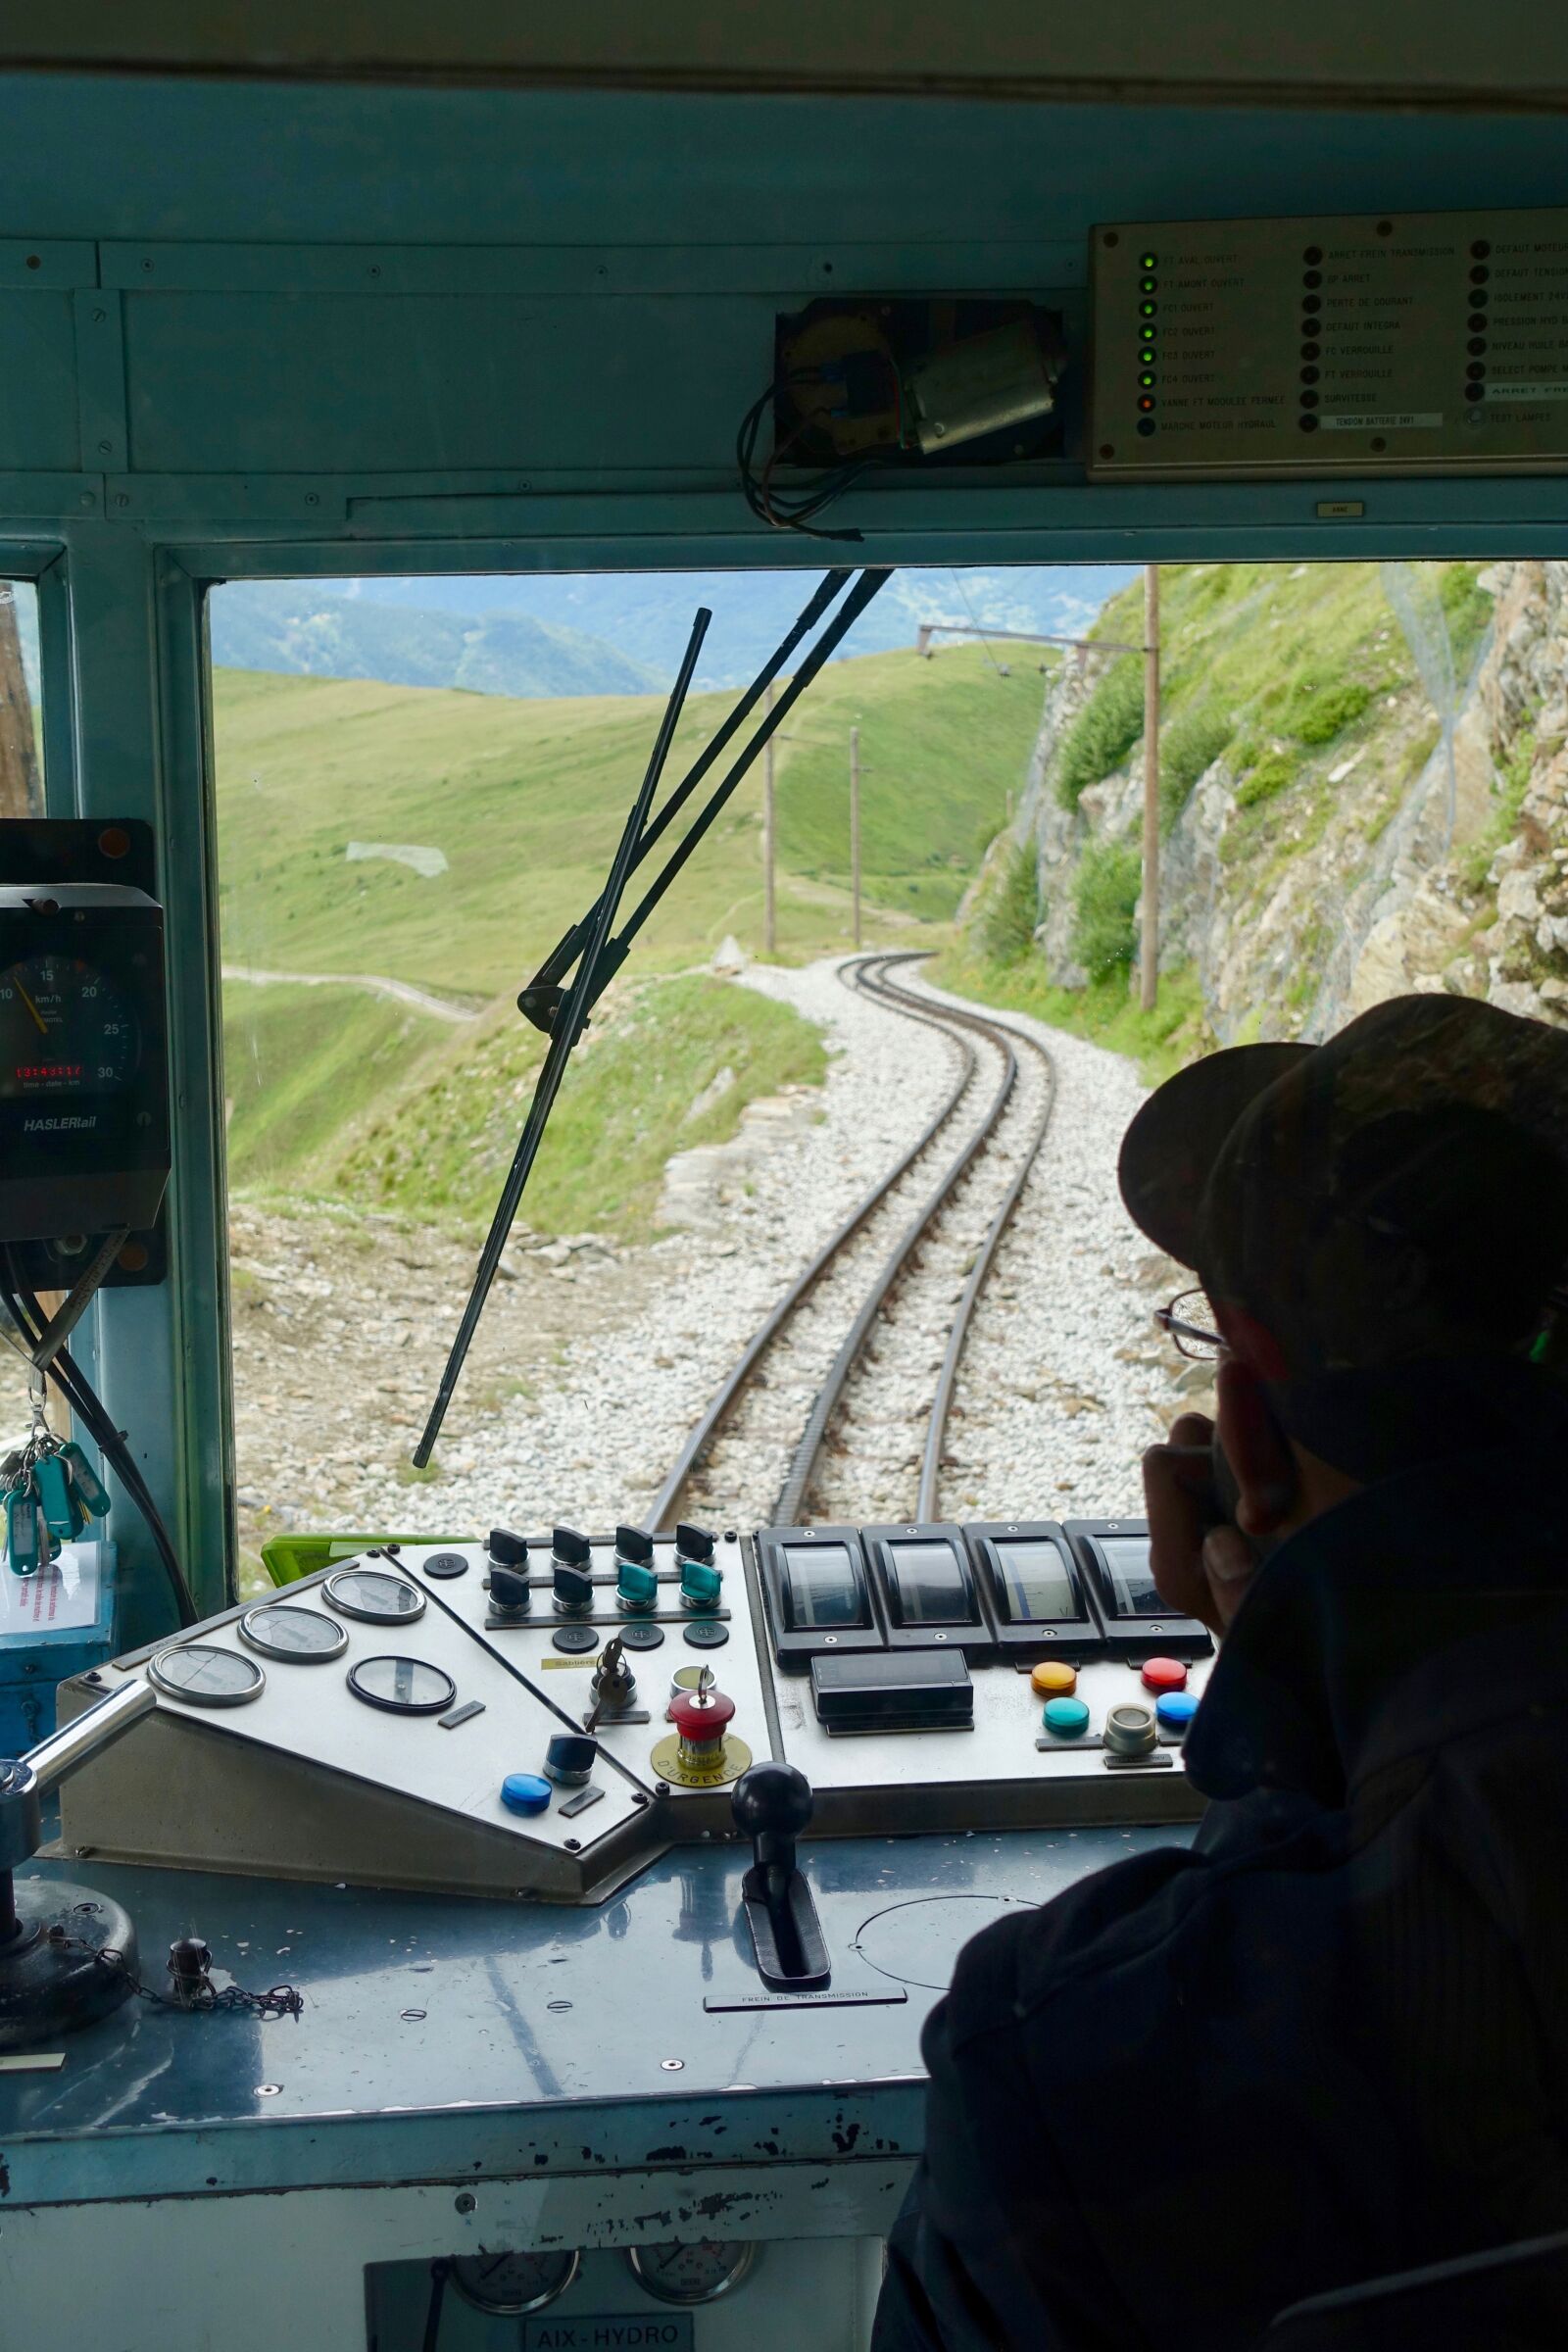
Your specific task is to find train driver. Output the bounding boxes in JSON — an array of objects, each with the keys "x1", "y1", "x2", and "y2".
[{"x1": 873, "y1": 991, "x2": 1568, "y2": 2350}]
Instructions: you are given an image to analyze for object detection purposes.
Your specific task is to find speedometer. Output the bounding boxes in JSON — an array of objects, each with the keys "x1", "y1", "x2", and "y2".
[
  {"x1": 626, "y1": 2238, "x2": 759, "y2": 2305},
  {"x1": 0, "y1": 953, "x2": 137, "y2": 1099}
]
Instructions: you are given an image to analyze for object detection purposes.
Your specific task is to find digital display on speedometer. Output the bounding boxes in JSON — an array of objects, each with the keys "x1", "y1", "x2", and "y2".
[{"x1": 0, "y1": 953, "x2": 138, "y2": 1098}]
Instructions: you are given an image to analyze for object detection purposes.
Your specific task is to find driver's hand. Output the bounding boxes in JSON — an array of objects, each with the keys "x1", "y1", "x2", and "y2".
[{"x1": 1142, "y1": 1407, "x2": 1260, "y2": 1636}]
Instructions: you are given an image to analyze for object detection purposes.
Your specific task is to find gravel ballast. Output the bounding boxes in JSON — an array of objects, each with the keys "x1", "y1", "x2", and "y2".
[{"x1": 215, "y1": 955, "x2": 1198, "y2": 1588}]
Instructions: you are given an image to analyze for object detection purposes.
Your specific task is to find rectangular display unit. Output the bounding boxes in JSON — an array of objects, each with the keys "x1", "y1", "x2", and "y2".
[
  {"x1": 755, "y1": 1524, "x2": 885, "y2": 1664},
  {"x1": 860, "y1": 1522, "x2": 992, "y2": 1656},
  {"x1": 1088, "y1": 205, "x2": 1568, "y2": 480},
  {"x1": 1063, "y1": 1519, "x2": 1213, "y2": 1661},
  {"x1": 963, "y1": 1520, "x2": 1101, "y2": 1657}
]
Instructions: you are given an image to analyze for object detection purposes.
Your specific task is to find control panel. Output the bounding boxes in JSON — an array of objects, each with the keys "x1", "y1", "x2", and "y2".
[{"x1": 53, "y1": 1512, "x2": 1211, "y2": 1900}]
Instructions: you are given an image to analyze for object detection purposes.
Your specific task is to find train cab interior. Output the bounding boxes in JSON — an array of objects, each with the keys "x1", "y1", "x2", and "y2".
[{"x1": 1, "y1": 16, "x2": 1567, "y2": 2350}]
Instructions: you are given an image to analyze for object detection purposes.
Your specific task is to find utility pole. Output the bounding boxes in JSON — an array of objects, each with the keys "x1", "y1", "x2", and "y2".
[
  {"x1": 761, "y1": 679, "x2": 776, "y2": 957},
  {"x1": 0, "y1": 584, "x2": 40, "y2": 819},
  {"x1": 850, "y1": 724, "x2": 862, "y2": 952},
  {"x1": 1140, "y1": 564, "x2": 1160, "y2": 1014}
]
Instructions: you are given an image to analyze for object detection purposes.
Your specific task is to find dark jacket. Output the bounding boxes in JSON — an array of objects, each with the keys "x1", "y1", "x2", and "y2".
[{"x1": 875, "y1": 1403, "x2": 1568, "y2": 2350}]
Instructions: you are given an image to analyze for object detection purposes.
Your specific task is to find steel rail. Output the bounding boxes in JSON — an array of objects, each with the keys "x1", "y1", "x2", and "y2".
[
  {"x1": 896, "y1": 979, "x2": 1058, "y2": 1519},
  {"x1": 648, "y1": 951, "x2": 979, "y2": 1532},
  {"x1": 770, "y1": 956, "x2": 1024, "y2": 1527},
  {"x1": 653, "y1": 951, "x2": 1057, "y2": 1537}
]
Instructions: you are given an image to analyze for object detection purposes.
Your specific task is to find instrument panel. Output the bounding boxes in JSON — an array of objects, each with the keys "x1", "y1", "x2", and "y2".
[{"x1": 55, "y1": 1512, "x2": 1212, "y2": 1900}]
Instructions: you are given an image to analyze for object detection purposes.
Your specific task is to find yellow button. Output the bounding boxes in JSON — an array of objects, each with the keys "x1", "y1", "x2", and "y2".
[{"x1": 1031, "y1": 1659, "x2": 1078, "y2": 1697}]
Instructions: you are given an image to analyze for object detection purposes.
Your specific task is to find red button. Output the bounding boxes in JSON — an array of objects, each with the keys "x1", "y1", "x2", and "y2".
[
  {"x1": 668, "y1": 1685, "x2": 736, "y2": 1745},
  {"x1": 1141, "y1": 1655, "x2": 1187, "y2": 1694}
]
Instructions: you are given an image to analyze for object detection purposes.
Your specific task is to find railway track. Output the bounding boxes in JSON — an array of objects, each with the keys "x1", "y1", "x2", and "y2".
[{"x1": 651, "y1": 952, "x2": 1056, "y2": 1533}]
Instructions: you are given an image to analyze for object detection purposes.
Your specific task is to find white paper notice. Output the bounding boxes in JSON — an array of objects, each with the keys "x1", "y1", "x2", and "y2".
[{"x1": 0, "y1": 1544, "x2": 103, "y2": 1637}]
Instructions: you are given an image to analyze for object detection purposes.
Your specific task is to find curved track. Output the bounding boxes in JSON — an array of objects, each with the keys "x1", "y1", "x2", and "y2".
[{"x1": 651, "y1": 954, "x2": 1055, "y2": 1533}]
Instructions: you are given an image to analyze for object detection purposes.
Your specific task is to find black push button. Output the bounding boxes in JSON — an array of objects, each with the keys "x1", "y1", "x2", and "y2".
[{"x1": 809, "y1": 1647, "x2": 973, "y2": 1733}]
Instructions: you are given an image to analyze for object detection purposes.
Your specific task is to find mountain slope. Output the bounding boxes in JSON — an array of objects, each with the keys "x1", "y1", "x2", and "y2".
[
  {"x1": 957, "y1": 557, "x2": 1523, "y2": 1060},
  {"x1": 210, "y1": 579, "x2": 662, "y2": 699},
  {"x1": 213, "y1": 640, "x2": 1047, "y2": 997},
  {"x1": 305, "y1": 565, "x2": 1137, "y2": 688}
]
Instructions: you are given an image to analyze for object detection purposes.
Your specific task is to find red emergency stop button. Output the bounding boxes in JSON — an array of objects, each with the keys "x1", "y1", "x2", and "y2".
[{"x1": 1141, "y1": 1655, "x2": 1187, "y2": 1694}]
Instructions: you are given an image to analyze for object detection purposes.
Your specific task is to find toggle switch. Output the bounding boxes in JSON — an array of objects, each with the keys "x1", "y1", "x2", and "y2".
[
  {"x1": 553, "y1": 1562, "x2": 595, "y2": 1615},
  {"x1": 488, "y1": 1527, "x2": 528, "y2": 1568},
  {"x1": 675, "y1": 1521, "x2": 721, "y2": 1609},
  {"x1": 544, "y1": 1733, "x2": 598, "y2": 1788},
  {"x1": 488, "y1": 1562, "x2": 531, "y2": 1615},
  {"x1": 614, "y1": 1524, "x2": 659, "y2": 1613}
]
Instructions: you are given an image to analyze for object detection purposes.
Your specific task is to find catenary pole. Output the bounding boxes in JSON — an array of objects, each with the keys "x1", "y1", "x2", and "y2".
[{"x1": 1140, "y1": 564, "x2": 1160, "y2": 1013}]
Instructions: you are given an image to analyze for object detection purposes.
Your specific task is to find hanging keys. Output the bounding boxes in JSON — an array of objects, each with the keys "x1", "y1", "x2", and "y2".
[
  {"x1": 1, "y1": 1374, "x2": 108, "y2": 1575},
  {"x1": 34, "y1": 1450, "x2": 75, "y2": 1543},
  {"x1": 61, "y1": 1440, "x2": 110, "y2": 1519},
  {"x1": 6, "y1": 1482, "x2": 44, "y2": 1576}
]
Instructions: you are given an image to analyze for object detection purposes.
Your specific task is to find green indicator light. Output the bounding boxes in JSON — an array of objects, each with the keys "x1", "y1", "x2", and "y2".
[
  {"x1": 1139, "y1": 372, "x2": 1155, "y2": 388},
  {"x1": 1140, "y1": 302, "x2": 1156, "y2": 317},
  {"x1": 1141, "y1": 276, "x2": 1157, "y2": 293},
  {"x1": 1140, "y1": 252, "x2": 1156, "y2": 267},
  {"x1": 1140, "y1": 329, "x2": 1155, "y2": 344}
]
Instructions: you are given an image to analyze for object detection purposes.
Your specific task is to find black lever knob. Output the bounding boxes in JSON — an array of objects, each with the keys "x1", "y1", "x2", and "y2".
[
  {"x1": 732, "y1": 1763, "x2": 827, "y2": 1991},
  {"x1": 675, "y1": 1521, "x2": 716, "y2": 1565},
  {"x1": 552, "y1": 1525, "x2": 591, "y2": 1567},
  {"x1": 488, "y1": 1527, "x2": 528, "y2": 1567},
  {"x1": 733, "y1": 1760, "x2": 813, "y2": 1853},
  {"x1": 489, "y1": 1563, "x2": 531, "y2": 1613},
  {"x1": 614, "y1": 1523, "x2": 655, "y2": 1565}
]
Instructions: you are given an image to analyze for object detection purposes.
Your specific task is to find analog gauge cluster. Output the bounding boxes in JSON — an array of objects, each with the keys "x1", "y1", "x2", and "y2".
[
  {"x1": 149, "y1": 1566, "x2": 458, "y2": 1721},
  {"x1": 447, "y1": 2239, "x2": 759, "y2": 2316}
]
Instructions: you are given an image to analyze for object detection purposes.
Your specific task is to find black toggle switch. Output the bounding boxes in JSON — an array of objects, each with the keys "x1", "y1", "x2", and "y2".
[
  {"x1": 732, "y1": 1762, "x2": 829, "y2": 1990},
  {"x1": 675, "y1": 1521, "x2": 716, "y2": 1566},
  {"x1": 544, "y1": 1732, "x2": 598, "y2": 1786},
  {"x1": 615, "y1": 1523, "x2": 655, "y2": 1565},
  {"x1": 489, "y1": 1563, "x2": 532, "y2": 1613},
  {"x1": 488, "y1": 1527, "x2": 528, "y2": 1567},
  {"x1": 553, "y1": 1525, "x2": 591, "y2": 1567},
  {"x1": 553, "y1": 1561, "x2": 595, "y2": 1615}
]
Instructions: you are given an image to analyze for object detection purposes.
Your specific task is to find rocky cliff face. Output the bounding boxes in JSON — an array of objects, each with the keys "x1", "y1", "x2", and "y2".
[{"x1": 968, "y1": 560, "x2": 1568, "y2": 1042}]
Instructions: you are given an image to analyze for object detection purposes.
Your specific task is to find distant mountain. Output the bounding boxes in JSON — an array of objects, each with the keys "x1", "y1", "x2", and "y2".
[
  {"x1": 209, "y1": 580, "x2": 663, "y2": 700},
  {"x1": 316, "y1": 565, "x2": 1138, "y2": 690}
]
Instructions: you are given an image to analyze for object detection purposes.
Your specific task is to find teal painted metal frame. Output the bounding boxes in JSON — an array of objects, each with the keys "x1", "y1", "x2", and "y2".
[{"x1": 2, "y1": 198, "x2": 1566, "y2": 1633}]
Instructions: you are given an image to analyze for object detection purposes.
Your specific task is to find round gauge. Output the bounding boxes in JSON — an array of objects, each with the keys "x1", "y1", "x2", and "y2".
[
  {"x1": 627, "y1": 2239, "x2": 759, "y2": 2306},
  {"x1": 347, "y1": 1654, "x2": 456, "y2": 1715},
  {"x1": 0, "y1": 953, "x2": 138, "y2": 1100},
  {"x1": 323, "y1": 1566, "x2": 426, "y2": 1623},
  {"x1": 449, "y1": 2248, "x2": 580, "y2": 2315},
  {"x1": 149, "y1": 1644, "x2": 266, "y2": 1707},
  {"x1": 238, "y1": 1604, "x2": 348, "y2": 1662}
]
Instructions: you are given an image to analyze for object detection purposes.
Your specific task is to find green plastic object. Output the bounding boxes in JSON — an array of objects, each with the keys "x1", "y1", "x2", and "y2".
[{"x1": 260, "y1": 1533, "x2": 464, "y2": 1589}]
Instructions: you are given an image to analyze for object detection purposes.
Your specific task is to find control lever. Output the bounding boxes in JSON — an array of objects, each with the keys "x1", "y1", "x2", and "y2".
[{"x1": 732, "y1": 1762, "x2": 829, "y2": 1990}]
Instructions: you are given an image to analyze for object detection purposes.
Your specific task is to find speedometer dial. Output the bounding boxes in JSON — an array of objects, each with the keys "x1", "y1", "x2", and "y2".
[
  {"x1": 626, "y1": 2238, "x2": 759, "y2": 2305},
  {"x1": 450, "y1": 2248, "x2": 579, "y2": 2315},
  {"x1": 0, "y1": 953, "x2": 137, "y2": 1099}
]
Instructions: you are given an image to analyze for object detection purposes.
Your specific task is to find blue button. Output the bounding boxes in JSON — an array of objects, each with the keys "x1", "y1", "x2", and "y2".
[
  {"x1": 1156, "y1": 1691, "x2": 1199, "y2": 1733},
  {"x1": 501, "y1": 1772, "x2": 553, "y2": 1816}
]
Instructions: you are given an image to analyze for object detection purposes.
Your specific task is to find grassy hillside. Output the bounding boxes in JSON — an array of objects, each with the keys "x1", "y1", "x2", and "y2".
[
  {"x1": 950, "y1": 557, "x2": 1494, "y2": 1070},
  {"x1": 213, "y1": 641, "x2": 1047, "y2": 996},
  {"x1": 223, "y1": 971, "x2": 826, "y2": 1239}
]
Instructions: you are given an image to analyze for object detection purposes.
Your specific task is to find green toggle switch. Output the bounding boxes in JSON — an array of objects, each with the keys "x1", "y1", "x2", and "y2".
[
  {"x1": 679, "y1": 1558, "x2": 722, "y2": 1609},
  {"x1": 616, "y1": 1558, "x2": 660, "y2": 1612}
]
